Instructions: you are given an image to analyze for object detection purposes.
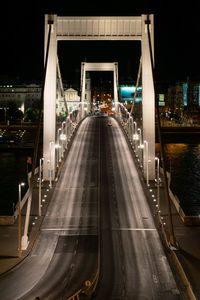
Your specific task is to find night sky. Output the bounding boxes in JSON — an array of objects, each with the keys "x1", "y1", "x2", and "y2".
[{"x1": 1, "y1": 1, "x2": 200, "y2": 88}]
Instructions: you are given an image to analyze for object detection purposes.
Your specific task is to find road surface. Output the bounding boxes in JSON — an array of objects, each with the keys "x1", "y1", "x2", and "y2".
[
  {"x1": 0, "y1": 116, "x2": 182, "y2": 299},
  {"x1": 93, "y1": 116, "x2": 181, "y2": 299}
]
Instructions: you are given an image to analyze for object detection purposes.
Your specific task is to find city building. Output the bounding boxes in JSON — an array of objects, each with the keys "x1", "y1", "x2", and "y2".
[
  {"x1": 65, "y1": 88, "x2": 80, "y2": 112},
  {"x1": 0, "y1": 83, "x2": 41, "y2": 113},
  {"x1": 0, "y1": 82, "x2": 84, "y2": 119},
  {"x1": 56, "y1": 76, "x2": 91, "y2": 115},
  {"x1": 166, "y1": 80, "x2": 200, "y2": 109}
]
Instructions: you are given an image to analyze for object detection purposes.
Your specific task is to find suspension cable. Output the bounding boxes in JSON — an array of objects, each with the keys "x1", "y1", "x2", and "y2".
[
  {"x1": 130, "y1": 56, "x2": 142, "y2": 115},
  {"x1": 57, "y1": 57, "x2": 69, "y2": 116}
]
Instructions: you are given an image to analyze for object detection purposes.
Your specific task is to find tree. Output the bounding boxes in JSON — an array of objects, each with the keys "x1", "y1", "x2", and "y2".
[
  {"x1": 24, "y1": 107, "x2": 39, "y2": 123},
  {"x1": 6, "y1": 101, "x2": 24, "y2": 123}
]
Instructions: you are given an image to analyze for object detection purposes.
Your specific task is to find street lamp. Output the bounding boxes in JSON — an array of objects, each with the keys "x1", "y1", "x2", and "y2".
[
  {"x1": 137, "y1": 128, "x2": 142, "y2": 148},
  {"x1": 133, "y1": 121, "x2": 137, "y2": 135},
  {"x1": 57, "y1": 128, "x2": 61, "y2": 163},
  {"x1": 18, "y1": 182, "x2": 25, "y2": 257},
  {"x1": 137, "y1": 128, "x2": 143, "y2": 164},
  {"x1": 155, "y1": 157, "x2": 160, "y2": 210},
  {"x1": 61, "y1": 121, "x2": 66, "y2": 157},
  {"x1": 55, "y1": 143, "x2": 59, "y2": 168},
  {"x1": 144, "y1": 140, "x2": 149, "y2": 186},
  {"x1": 49, "y1": 141, "x2": 54, "y2": 189},
  {"x1": 129, "y1": 116, "x2": 133, "y2": 139},
  {"x1": 39, "y1": 158, "x2": 44, "y2": 216}
]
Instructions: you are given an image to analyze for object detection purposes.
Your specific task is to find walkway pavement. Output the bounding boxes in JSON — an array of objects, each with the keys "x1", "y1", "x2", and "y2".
[{"x1": 0, "y1": 179, "x2": 55, "y2": 275}]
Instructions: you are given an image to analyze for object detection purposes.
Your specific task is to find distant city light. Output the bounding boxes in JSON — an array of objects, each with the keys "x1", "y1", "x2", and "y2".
[{"x1": 183, "y1": 83, "x2": 188, "y2": 106}]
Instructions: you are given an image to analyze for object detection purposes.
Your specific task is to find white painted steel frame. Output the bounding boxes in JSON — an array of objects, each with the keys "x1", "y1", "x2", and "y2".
[
  {"x1": 80, "y1": 62, "x2": 119, "y2": 113},
  {"x1": 56, "y1": 16, "x2": 142, "y2": 40},
  {"x1": 43, "y1": 14, "x2": 155, "y2": 180}
]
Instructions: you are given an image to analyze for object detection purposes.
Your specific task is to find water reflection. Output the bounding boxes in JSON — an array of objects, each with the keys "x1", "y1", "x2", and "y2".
[
  {"x1": 164, "y1": 144, "x2": 200, "y2": 216},
  {"x1": 0, "y1": 150, "x2": 32, "y2": 215}
]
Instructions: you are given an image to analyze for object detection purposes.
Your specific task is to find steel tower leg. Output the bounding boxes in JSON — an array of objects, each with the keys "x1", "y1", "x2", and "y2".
[
  {"x1": 141, "y1": 14, "x2": 155, "y2": 180},
  {"x1": 43, "y1": 15, "x2": 57, "y2": 181}
]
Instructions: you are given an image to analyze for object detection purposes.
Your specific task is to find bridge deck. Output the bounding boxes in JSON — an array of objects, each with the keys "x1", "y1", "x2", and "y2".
[{"x1": 0, "y1": 116, "x2": 181, "y2": 299}]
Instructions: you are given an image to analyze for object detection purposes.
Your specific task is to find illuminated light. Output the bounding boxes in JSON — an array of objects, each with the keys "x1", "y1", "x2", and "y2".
[
  {"x1": 153, "y1": 199, "x2": 156, "y2": 202},
  {"x1": 133, "y1": 134, "x2": 139, "y2": 140},
  {"x1": 32, "y1": 222, "x2": 35, "y2": 225},
  {"x1": 42, "y1": 199, "x2": 45, "y2": 202},
  {"x1": 156, "y1": 204, "x2": 158, "y2": 207},
  {"x1": 46, "y1": 189, "x2": 49, "y2": 192},
  {"x1": 163, "y1": 222, "x2": 166, "y2": 226},
  {"x1": 151, "y1": 195, "x2": 155, "y2": 197},
  {"x1": 35, "y1": 217, "x2": 38, "y2": 220},
  {"x1": 44, "y1": 195, "x2": 47, "y2": 198},
  {"x1": 149, "y1": 189, "x2": 152, "y2": 192},
  {"x1": 138, "y1": 144, "x2": 144, "y2": 149},
  {"x1": 60, "y1": 134, "x2": 66, "y2": 141}
]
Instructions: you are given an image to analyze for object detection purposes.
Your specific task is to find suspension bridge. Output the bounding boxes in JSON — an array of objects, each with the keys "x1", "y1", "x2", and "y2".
[{"x1": 0, "y1": 14, "x2": 190, "y2": 300}]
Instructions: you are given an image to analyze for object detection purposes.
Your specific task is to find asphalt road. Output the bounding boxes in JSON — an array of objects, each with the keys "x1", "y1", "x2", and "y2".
[
  {"x1": 0, "y1": 117, "x2": 98, "y2": 299},
  {"x1": 93, "y1": 116, "x2": 181, "y2": 300},
  {"x1": 0, "y1": 116, "x2": 182, "y2": 299}
]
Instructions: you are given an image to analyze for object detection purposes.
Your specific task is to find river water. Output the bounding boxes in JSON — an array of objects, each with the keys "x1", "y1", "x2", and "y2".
[
  {"x1": 0, "y1": 144, "x2": 200, "y2": 216},
  {"x1": 0, "y1": 149, "x2": 33, "y2": 215},
  {"x1": 164, "y1": 143, "x2": 200, "y2": 216}
]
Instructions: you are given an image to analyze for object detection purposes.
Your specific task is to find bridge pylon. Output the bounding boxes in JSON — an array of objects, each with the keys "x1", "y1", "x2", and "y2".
[{"x1": 43, "y1": 14, "x2": 155, "y2": 181}]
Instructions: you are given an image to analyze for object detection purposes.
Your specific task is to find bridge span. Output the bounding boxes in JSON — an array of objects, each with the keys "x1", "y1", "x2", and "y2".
[{"x1": 0, "y1": 116, "x2": 181, "y2": 299}]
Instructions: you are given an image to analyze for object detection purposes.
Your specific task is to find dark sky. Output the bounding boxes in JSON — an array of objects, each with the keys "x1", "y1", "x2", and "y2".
[{"x1": 1, "y1": 1, "x2": 200, "y2": 87}]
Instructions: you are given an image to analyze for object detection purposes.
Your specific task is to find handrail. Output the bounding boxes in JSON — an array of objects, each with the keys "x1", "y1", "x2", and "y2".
[{"x1": 130, "y1": 56, "x2": 142, "y2": 115}]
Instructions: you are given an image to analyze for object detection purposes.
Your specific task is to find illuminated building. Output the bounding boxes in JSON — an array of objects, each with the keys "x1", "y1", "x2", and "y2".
[
  {"x1": 119, "y1": 86, "x2": 142, "y2": 104},
  {"x1": 167, "y1": 80, "x2": 200, "y2": 109},
  {"x1": 0, "y1": 83, "x2": 41, "y2": 113}
]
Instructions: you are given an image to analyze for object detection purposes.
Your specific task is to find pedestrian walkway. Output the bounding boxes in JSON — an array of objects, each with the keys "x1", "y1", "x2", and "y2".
[
  {"x1": 145, "y1": 175, "x2": 200, "y2": 300},
  {"x1": 0, "y1": 180, "x2": 55, "y2": 275}
]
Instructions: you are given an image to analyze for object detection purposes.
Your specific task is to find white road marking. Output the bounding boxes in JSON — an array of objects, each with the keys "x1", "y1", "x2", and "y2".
[{"x1": 112, "y1": 228, "x2": 156, "y2": 231}]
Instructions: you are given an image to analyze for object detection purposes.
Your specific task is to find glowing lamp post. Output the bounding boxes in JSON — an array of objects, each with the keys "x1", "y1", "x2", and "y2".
[
  {"x1": 61, "y1": 121, "x2": 66, "y2": 157},
  {"x1": 18, "y1": 182, "x2": 25, "y2": 257},
  {"x1": 155, "y1": 157, "x2": 160, "y2": 210},
  {"x1": 49, "y1": 141, "x2": 54, "y2": 188},
  {"x1": 144, "y1": 140, "x2": 150, "y2": 186},
  {"x1": 137, "y1": 128, "x2": 142, "y2": 148},
  {"x1": 55, "y1": 143, "x2": 59, "y2": 168},
  {"x1": 39, "y1": 158, "x2": 44, "y2": 216},
  {"x1": 57, "y1": 128, "x2": 61, "y2": 163},
  {"x1": 133, "y1": 121, "x2": 137, "y2": 134}
]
